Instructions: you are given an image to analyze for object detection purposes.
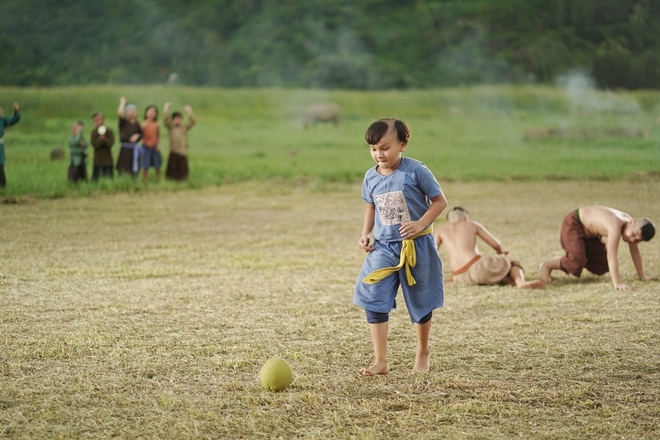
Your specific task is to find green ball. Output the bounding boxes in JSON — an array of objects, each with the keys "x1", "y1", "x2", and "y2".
[{"x1": 260, "y1": 357, "x2": 294, "y2": 392}]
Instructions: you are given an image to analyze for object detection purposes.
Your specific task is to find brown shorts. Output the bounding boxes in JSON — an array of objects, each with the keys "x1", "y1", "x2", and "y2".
[
  {"x1": 559, "y1": 210, "x2": 609, "y2": 277},
  {"x1": 452, "y1": 255, "x2": 522, "y2": 285}
]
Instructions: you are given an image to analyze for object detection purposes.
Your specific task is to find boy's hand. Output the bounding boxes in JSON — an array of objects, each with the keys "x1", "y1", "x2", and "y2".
[
  {"x1": 184, "y1": 105, "x2": 193, "y2": 114},
  {"x1": 358, "y1": 236, "x2": 374, "y2": 252},
  {"x1": 614, "y1": 283, "x2": 631, "y2": 291},
  {"x1": 399, "y1": 221, "x2": 424, "y2": 239},
  {"x1": 164, "y1": 102, "x2": 171, "y2": 112},
  {"x1": 13, "y1": 102, "x2": 19, "y2": 112},
  {"x1": 640, "y1": 275, "x2": 657, "y2": 281},
  {"x1": 129, "y1": 133, "x2": 140, "y2": 143}
]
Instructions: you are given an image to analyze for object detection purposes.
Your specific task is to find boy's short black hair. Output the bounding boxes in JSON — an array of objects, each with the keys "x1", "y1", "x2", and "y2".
[
  {"x1": 91, "y1": 112, "x2": 103, "y2": 119},
  {"x1": 172, "y1": 111, "x2": 182, "y2": 119},
  {"x1": 640, "y1": 219, "x2": 655, "y2": 241},
  {"x1": 447, "y1": 206, "x2": 468, "y2": 220},
  {"x1": 144, "y1": 104, "x2": 159, "y2": 121},
  {"x1": 365, "y1": 118, "x2": 410, "y2": 145},
  {"x1": 77, "y1": 120, "x2": 85, "y2": 126}
]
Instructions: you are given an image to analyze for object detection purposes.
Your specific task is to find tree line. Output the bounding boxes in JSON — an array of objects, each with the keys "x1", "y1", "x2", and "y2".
[{"x1": 1, "y1": 0, "x2": 658, "y2": 90}]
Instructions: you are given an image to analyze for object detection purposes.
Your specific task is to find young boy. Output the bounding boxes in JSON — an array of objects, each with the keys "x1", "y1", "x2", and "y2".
[
  {"x1": 116, "y1": 97, "x2": 142, "y2": 177},
  {"x1": 0, "y1": 102, "x2": 21, "y2": 188},
  {"x1": 140, "y1": 105, "x2": 161, "y2": 183},
  {"x1": 163, "y1": 102, "x2": 195, "y2": 181},
  {"x1": 90, "y1": 112, "x2": 115, "y2": 181},
  {"x1": 354, "y1": 118, "x2": 447, "y2": 376},
  {"x1": 539, "y1": 206, "x2": 656, "y2": 290},
  {"x1": 435, "y1": 206, "x2": 544, "y2": 288},
  {"x1": 68, "y1": 121, "x2": 88, "y2": 183}
]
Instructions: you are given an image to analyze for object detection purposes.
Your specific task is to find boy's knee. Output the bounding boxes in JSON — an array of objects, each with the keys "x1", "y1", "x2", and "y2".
[
  {"x1": 366, "y1": 310, "x2": 389, "y2": 324},
  {"x1": 416, "y1": 311, "x2": 432, "y2": 325}
]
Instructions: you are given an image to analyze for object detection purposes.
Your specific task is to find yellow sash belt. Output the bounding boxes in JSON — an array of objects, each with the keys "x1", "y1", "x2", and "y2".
[{"x1": 362, "y1": 225, "x2": 433, "y2": 286}]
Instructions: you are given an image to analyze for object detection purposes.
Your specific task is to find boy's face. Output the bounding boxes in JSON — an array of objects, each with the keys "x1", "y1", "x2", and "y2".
[
  {"x1": 622, "y1": 222, "x2": 643, "y2": 244},
  {"x1": 72, "y1": 123, "x2": 83, "y2": 135},
  {"x1": 172, "y1": 116, "x2": 182, "y2": 126},
  {"x1": 369, "y1": 130, "x2": 406, "y2": 174},
  {"x1": 92, "y1": 114, "x2": 104, "y2": 127},
  {"x1": 126, "y1": 108, "x2": 138, "y2": 120}
]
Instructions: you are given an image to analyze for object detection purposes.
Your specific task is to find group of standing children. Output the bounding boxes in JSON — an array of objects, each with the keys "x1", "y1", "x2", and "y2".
[{"x1": 67, "y1": 97, "x2": 195, "y2": 184}]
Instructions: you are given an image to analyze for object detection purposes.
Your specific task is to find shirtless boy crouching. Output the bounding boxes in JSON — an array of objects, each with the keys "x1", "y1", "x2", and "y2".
[
  {"x1": 435, "y1": 207, "x2": 545, "y2": 288},
  {"x1": 538, "y1": 206, "x2": 656, "y2": 290}
]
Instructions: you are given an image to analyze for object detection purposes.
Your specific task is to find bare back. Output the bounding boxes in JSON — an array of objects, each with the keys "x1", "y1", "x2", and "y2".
[
  {"x1": 579, "y1": 206, "x2": 631, "y2": 239},
  {"x1": 435, "y1": 221, "x2": 481, "y2": 272}
]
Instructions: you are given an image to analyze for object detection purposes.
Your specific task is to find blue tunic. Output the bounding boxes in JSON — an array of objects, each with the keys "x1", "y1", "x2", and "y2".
[
  {"x1": 354, "y1": 157, "x2": 445, "y2": 322},
  {"x1": 0, "y1": 111, "x2": 21, "y2": 165}
]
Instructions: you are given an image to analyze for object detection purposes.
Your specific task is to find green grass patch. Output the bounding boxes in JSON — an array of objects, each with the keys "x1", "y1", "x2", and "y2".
[{"x1": 2, "y1": 85, "x2": 660, "y2": 198}]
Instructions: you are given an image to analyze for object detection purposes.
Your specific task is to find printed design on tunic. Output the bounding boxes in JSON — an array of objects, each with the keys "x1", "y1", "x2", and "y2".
[{"x1": 375, "y1": 191, "x2": 410, "y2": 225}]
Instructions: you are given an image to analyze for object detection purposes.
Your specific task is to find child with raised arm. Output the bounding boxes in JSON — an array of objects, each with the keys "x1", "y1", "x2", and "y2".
[
  {"x1": 538, "y1": 206, "x2": 656, "y2": 290},
  {"x1": 354, "y1": 118, "x2": 447, "y2": 376},
  {"x1": 67, "y1": 121, "x2": 88, "y2": 183},
  {"x1": 116, "y1": 97, "x2": 142, "y2": 178},
  {"x1": 0, "y1": 102, "x2": 21, "y2": 188},
  {"x1": 163, "y1": 102, "x2": 195, "y2": 181},
  {"x1": 435, "y1": 206, "x2": 544, "y2": 288}
]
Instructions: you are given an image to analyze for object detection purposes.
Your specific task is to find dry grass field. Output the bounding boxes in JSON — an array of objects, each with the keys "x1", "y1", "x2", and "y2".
[{"x1": 1, "y1": 180, "x2": 659, "y2": 439}]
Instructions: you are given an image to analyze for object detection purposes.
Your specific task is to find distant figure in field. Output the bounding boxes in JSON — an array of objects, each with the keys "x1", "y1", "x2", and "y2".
[
  {"x1": 67, "y1": 121, "x2": 88, "y2": 183},
  {"x1": 116, "y1": 97, "x2": 142, "y2": 178},
  {"x1": 163, "y1": 102, "x2": 195, "y2": 181},
  {"x1": 0, "y1": 102, "x2": 21, "y2": 188},
  {"x1": 539, "y1": 206, "x2": 656, "y2": 290},
  {"x1": 434, "y1": 207, "x2": 544, "y2": 289},
  {"x1": 303, "y1": 103, "x2": 341, "y2": 129},
  {"x1": 354, "y1": 118, "x2": 447, "y2": 376},
  {"x1": 90, "y1": 112, "x2": 115, "y2": 181},
  {"x1": 140, "y1": 105, "x2": 161, "y2": 183}
]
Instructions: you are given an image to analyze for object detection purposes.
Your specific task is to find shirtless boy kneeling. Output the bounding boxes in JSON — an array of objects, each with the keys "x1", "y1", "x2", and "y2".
[
  {"x1": 538, "y1": 206, "x2": 655, "y2": 290},
  {"x1": 435, "y1": 207, "x2": 544, "y2": 288}
]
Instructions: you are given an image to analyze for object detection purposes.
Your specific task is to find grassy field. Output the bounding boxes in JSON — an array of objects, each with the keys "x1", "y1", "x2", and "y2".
[
  {"x1": 1, "y1": 179, "x2": 659, "y2": 439},
  {"x1": 1, "y1": 85, "x2": 660, "y2": 199}
]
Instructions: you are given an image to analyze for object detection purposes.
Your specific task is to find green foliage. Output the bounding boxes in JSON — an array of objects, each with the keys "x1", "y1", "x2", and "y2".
[
  {"x1": 1, "y1": 85, "x2": 659, "y2": 199},
  {"x1": 1, "y1": 0, "x2": 659, "y2": 89}
]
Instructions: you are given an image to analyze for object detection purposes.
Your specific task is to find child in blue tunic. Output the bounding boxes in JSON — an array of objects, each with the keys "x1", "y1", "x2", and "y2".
[
  {"x1": 0, "y1": 102, "x2": 21, "y2": 188},
  {"x1": 354, "y1": 118, "x2": 447, "y2": 376}
]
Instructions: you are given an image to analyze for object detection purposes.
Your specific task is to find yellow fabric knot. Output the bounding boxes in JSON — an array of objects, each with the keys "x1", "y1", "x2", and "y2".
[{"x1": 362, "y1": 225, "x2": 434, "y2": 286}]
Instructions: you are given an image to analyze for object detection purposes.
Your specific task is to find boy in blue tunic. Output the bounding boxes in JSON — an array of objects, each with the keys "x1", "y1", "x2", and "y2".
[{"x1": 354, "y1": 118, "x2": 448, "y2": 376}]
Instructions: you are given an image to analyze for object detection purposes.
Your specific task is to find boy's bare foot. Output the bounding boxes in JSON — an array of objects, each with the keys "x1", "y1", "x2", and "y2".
[
  {"x1": 413, "y1": 350, "x2": 430, "y2": 373},
  {"x1": 538, "y1": 262, "x2": 552, "y2": 283},
  {"x1": 518, "y1": 279, "x2": 545, "y2": 289},
  {"x1": 361, "y1": 361, "x2": 390, "y2": 376}
]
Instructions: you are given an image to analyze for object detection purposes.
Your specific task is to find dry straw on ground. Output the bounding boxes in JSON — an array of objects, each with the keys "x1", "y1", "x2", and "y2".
[{"x1": 1, "y1": 181, "x2": 659, "y2": 439}]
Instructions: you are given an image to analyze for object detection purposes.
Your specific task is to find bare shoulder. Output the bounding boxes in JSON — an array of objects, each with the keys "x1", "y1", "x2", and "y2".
[
  {"x1": 581, "y1": 205, "x2": 630, "y2": 235},
  {"x1": 435, "y1": 223, "x2": 450, "y2": 235},
  {"x1": 581, "y1": 205, "x2": 630, "y2": 221},
  {"x1": 471, "y1": 220, "x2": 485, "y2": 228}
]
